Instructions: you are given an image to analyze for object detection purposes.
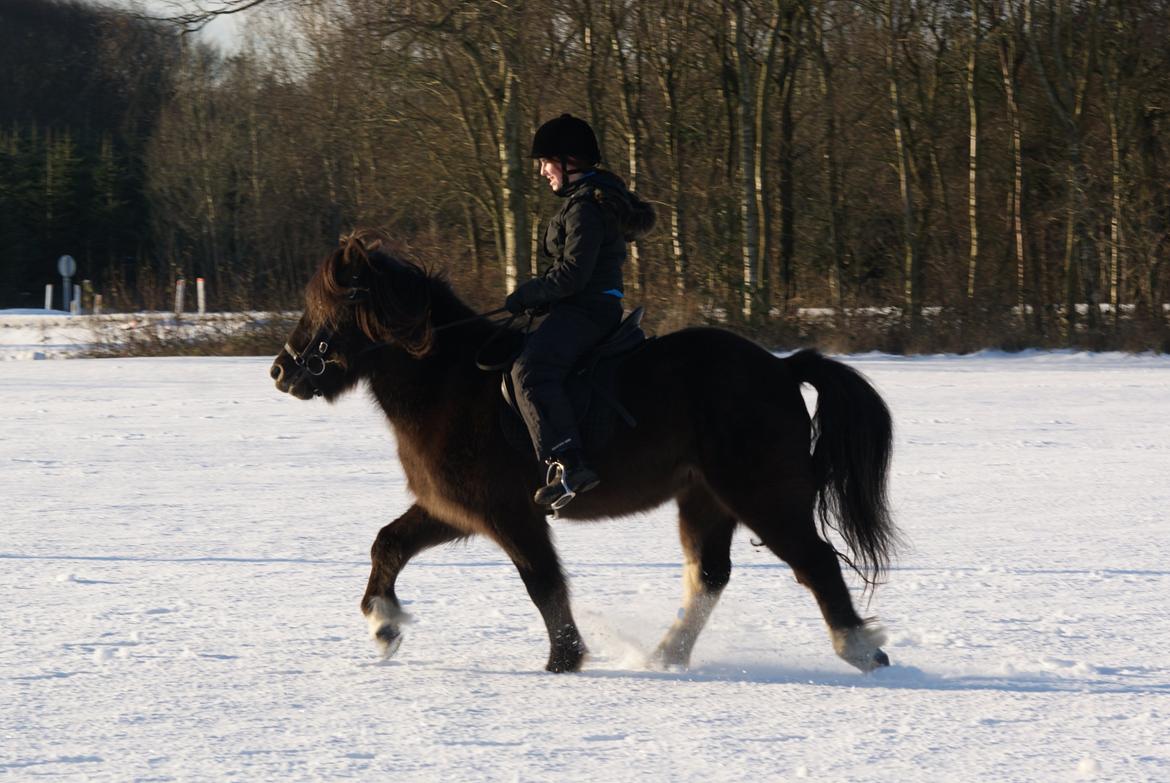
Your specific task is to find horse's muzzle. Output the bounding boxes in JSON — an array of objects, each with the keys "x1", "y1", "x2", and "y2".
[
  {"x1": 271, "y1": 354, "x2": 321, "y2": 400},
  {"x1": 270, "y1": 354, "x2": 290, "y2": 391}
]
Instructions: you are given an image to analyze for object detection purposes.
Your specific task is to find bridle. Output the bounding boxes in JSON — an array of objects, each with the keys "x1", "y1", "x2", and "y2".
[{"x1": 282, "y1": 283, "x2": 368, "y2": 396}]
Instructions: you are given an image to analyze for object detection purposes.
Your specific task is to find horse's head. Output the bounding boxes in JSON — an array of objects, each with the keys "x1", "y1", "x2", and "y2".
[{"x1": 270, "y1": 230, "x2": 436, "y2": 401}]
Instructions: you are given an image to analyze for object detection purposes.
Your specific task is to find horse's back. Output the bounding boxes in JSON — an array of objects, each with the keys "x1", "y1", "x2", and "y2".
[
  {"x1": 622, "y1": 326, "x2": 803, "y2": 413},
  {"x1": 610, "y1": 325, "x2": 811, "y2": 475}
]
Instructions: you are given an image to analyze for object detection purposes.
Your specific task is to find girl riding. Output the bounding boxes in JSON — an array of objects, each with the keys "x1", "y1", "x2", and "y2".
[{"x1": 505, "y1": 113, "x2": 655, "y2": 510}]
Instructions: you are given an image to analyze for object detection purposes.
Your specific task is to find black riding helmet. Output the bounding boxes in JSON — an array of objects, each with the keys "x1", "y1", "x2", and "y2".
[
  {"x1": 530, "y1": 113, "x2": 601, "y2": 164},
  {"x1": 531, "y1": 114, "x2": 601, "y2": 195}
]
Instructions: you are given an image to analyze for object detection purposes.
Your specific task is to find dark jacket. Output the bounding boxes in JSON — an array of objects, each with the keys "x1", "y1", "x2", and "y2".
[{"x1": 508, "y1": 170, "x2": 655, "y2": 311}]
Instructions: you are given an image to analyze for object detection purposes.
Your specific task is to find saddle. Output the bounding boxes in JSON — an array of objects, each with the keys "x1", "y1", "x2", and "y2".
[{"x1": 499, "y1": 306, "x2": 649, "y2": 456}]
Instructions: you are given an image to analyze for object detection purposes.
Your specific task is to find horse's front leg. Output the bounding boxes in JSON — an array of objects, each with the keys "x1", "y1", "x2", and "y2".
[
  {"x1": 361, "y1": 503, "x2": 465, "y2": 656},
  {"x1": 491, "y1": 513, "x2": 586, "y2": 673}
]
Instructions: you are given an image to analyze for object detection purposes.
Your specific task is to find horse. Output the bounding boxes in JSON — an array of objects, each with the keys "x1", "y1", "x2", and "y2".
[{"x1": 270, "y1": 231, "x2": 899, "y2": 674}]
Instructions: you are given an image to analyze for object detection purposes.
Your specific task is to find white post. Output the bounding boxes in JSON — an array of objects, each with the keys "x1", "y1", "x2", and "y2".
[
  {"x1": 175, "y1": 278, "x2": 186, "y2": 318},
  {"x1": 196, "y1": 277, "x2": 206, "y2": 315},
  {"x1": 71, "y1": 285, "x2": 81, "y2": 315},
  {"x1": 45, "y1": 284, "x2": 53, "y2": 311},
  {"x1": 94, "y1": 294, "x2": 103, "y2": 316}
]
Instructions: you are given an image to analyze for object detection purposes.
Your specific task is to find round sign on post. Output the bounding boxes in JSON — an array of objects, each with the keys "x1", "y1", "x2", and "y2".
[{"x1": 58, "y1": 254, "x2": 77, "y2": 312}]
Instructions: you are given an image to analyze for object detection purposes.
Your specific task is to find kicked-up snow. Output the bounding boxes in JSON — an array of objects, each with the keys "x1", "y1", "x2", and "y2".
[{"x1": 1, "y1": 352, "x2": 1168, "y2": 781}]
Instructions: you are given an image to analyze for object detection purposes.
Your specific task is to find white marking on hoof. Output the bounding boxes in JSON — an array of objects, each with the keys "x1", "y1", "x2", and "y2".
[
  {"x1": 365, "y1": 597, "x2": 411, "y2": 657},
  {"x1": 831, "y1": 624, "x2": 889, "y2": 673},
  {"x1": 651, "y1": 562, "x2": 724, "y2": 670}
]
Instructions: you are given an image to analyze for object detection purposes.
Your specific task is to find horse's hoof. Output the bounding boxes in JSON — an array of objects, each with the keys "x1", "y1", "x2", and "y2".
[
  {"x1": 545, "y1": 656, "x2": 583, "y2": 673},
  {"x1": 545, "y1": 644, "x2": 587, "y2": 673},
  {"x1": 831, "y1": 624, "x2": 889, "y2": 673},
  {"x1": 374, "y1": 625, "x2": 403, "y2": 658},
  {"x1": 650, "y1": 643, "x2": 690, "y2": 671}
]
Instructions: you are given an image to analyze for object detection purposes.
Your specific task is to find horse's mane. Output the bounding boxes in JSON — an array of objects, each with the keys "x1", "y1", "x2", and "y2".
[{"x1": 305, "y1": 228, "x2": 463, "y2": 358}]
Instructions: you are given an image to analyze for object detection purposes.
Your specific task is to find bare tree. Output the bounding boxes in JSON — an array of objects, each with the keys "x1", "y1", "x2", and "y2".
[{"x1": 885, "y1": 0, "x2": 922, "y2": 329}]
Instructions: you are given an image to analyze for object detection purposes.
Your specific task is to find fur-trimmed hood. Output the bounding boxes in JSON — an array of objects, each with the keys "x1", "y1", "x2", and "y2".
[{"x1": 576, "y1": 169, "x2": 657, "y2": 242}]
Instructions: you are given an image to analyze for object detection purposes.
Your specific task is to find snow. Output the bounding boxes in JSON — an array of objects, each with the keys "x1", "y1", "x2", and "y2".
[
  {"x1": 0, "y1": 311, "x2": 290, "y2": 361},
  {"x1": 2, "y1": 350, "x2": 1169, "y2": 781},
  {"x1": 0, "y1": 311, "x2": 98, "y2": 360}
]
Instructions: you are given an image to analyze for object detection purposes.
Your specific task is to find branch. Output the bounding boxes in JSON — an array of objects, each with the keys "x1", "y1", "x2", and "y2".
[{"x1": 137, "y1": 0, "x2": 285, "y2": 34}]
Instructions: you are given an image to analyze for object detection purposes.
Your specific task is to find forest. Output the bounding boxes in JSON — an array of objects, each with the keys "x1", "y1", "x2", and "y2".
[{"x1": 2, "y1": 0, "x2": 1168, "y2": 351}]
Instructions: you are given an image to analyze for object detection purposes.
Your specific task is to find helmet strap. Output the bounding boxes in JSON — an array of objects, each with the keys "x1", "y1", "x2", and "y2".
[{"x1": 554, "y1": 155, "x2": 591, "y2": 196}]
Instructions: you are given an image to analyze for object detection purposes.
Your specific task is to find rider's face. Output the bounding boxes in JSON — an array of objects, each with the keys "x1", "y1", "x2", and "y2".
[{"x1": 539, "y1": 158, "x2": 564, "y2": 191}]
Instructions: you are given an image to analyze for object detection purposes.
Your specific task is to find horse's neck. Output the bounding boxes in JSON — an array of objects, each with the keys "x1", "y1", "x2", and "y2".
[
  {"x1": 429, "y1": 286, "x2": 477, "y2": 327},
  {"x1": 364, "y1": 288, "x2": 494, "y2": 426}
]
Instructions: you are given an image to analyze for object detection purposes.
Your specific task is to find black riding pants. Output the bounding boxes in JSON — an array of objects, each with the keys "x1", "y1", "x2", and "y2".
[{"x1": 511, "y1": 294, "x2": 623, "y2": 460}]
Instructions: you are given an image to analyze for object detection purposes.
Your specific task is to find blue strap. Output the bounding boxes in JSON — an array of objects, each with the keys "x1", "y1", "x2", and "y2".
[{"x1": 601, "y1": 289, "x2": 624, "y2": 299}]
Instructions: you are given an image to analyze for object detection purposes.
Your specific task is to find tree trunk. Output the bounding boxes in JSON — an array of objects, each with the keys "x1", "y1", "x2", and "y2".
[
  {"x1": 887, "y1": 0, "x2": 921, "y2": 330},
  {"x1": 813, "y1": 3, "x2": 846, "y2": 312},
  {"x1": 611, "y1": 0, "x2": 644, "y2": 293},
  {"x1": 997, "y1": 9, "x2": 1027, "y2": 328},
  {"x1": 464, "y1": 202, "x2": 482, "y2": 276},
  {"x1": 965, "y1": 0, "x2": 980, "y2": 307},
  {"x1": 498, "y1": 67, "x2": 529, "y2": 291},
  {"x1": 773, "y1": 3, "x2": 801, "y2": 314},
  {"x1": 648, "y1": 1, "x2": 694, "y2": 296},
  {"x1": 732, "y1": 1, "x2": 760, "y2": 321},
  {"x1": 1107, "y1": 90, "x2": 1122, "y2": 330}
]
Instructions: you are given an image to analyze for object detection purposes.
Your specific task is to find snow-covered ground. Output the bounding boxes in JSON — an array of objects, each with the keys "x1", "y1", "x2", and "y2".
[{"x1": 2, "y1": 352, "x2": 1168, "y2": 781}]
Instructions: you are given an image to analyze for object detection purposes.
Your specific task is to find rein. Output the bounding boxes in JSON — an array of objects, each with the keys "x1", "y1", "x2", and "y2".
[
  {"x1": 285, "y1": 299, "x2": 530, "y2": 396},
  {"x1": 431, "y1": 306, "x2": 510, "y2": 333}
]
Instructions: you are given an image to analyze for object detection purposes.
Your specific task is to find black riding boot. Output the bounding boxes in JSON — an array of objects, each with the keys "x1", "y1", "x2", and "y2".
[{"x1": 534, "y1": 449, "x2": 600, "y2": 510}]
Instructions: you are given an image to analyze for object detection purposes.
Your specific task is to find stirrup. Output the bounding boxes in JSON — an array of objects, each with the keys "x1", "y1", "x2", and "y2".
[
  {"x1": 536, "y1": 458, "x2": 599, "y2": 513},
  {"x1": 547, "y1": 461, "x2": 578, "y2": 511}
]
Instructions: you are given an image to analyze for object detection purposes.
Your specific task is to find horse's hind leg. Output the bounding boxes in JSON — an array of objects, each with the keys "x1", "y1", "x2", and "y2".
[
  {"x1": 771, "y1": 522, "x2": 889, "y2": 672},
  {"x1": 652, "y1": 484, "x2": 736, "y2": 668},
  {"x1": 757, "y1": 509, "x2": 888, "y2": 672},
  {"x1": 362, "y1": 504, "x2": 465, "y2": 655},
  {"x1": 714, "y1": 476, "x2": 889, "y2": 672}
]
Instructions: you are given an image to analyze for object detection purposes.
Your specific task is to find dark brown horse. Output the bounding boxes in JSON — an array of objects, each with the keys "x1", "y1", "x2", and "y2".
[{"x1": 270, "y1": 232, "x2": 899, "y2": 673}]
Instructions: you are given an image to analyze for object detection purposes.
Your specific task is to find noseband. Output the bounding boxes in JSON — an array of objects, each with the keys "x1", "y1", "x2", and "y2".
[{"x1": 284, "y1": 325, "x2": 335, "y2": 392}]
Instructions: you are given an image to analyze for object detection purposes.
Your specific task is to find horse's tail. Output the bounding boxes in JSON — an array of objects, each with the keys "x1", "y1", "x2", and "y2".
[{"x1": 784, "y1": 349, "x2": 898, "y2": 588}]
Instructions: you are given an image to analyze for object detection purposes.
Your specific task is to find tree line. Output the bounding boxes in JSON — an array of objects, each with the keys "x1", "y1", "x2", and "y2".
[
  {"x1": 3, "y1": 0, "x2": 1168, "y2": 351},
  {"x1": 0, "y1": 0, "x2": 178, "y2": 311}
]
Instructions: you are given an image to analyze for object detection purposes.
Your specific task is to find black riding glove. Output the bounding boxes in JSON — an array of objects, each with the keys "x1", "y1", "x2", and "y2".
[{"x1": 505, "y1": 279, "x2": 549, "y2": 314}]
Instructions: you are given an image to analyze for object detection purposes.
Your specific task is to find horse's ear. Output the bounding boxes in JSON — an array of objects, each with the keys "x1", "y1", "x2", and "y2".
[
  {"x1": 333, "y1": 232, "x2": 374, "y2": 283},
  {"x1": 328, "y1": 233, "x2": 391, "y2": 311}
]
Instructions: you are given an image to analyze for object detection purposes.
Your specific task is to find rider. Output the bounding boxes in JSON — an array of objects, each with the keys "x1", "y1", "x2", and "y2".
[{"x1": 505, "y1": 113, "x2": 655, "y2": 510}]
